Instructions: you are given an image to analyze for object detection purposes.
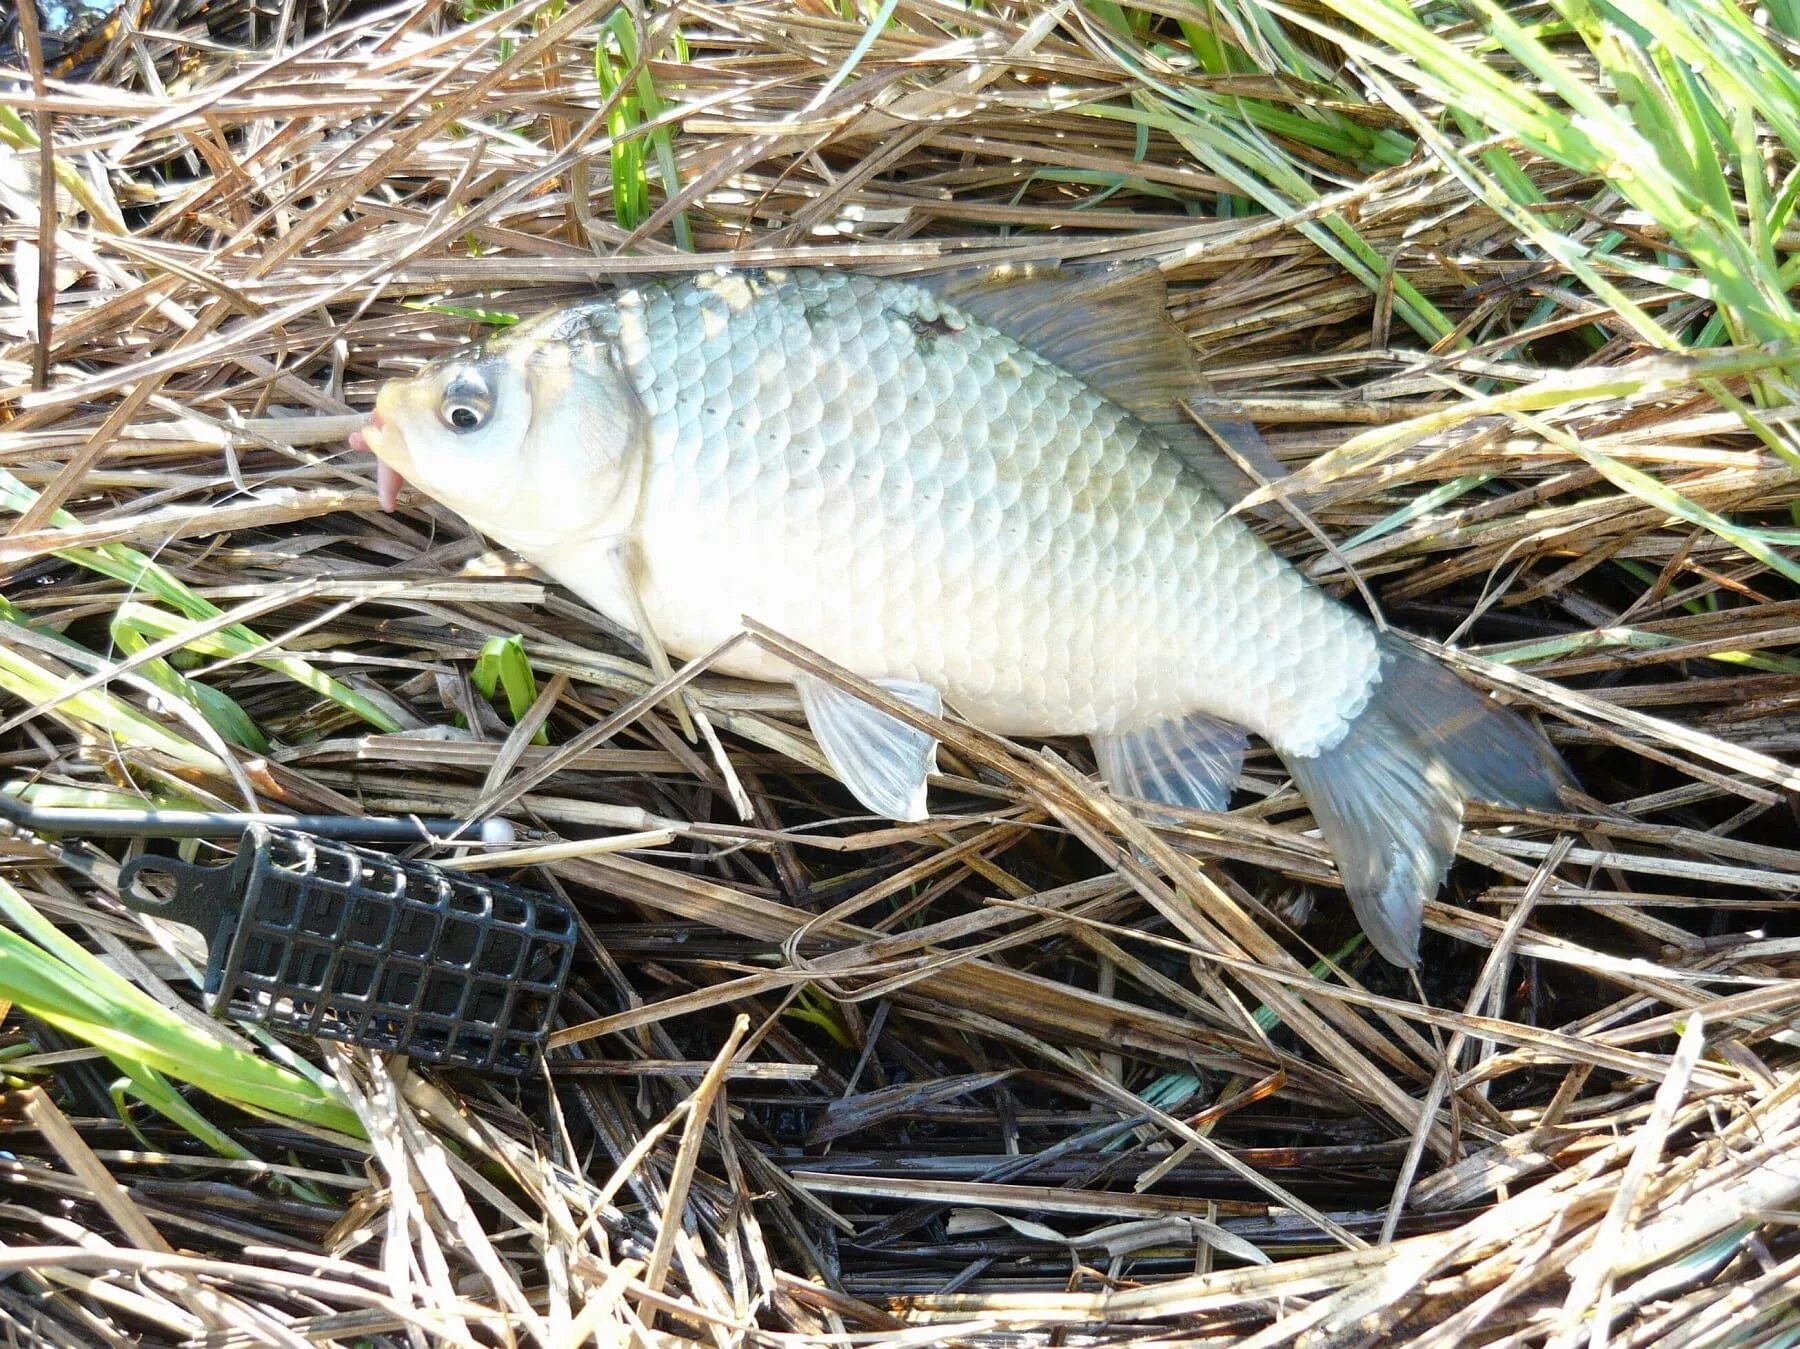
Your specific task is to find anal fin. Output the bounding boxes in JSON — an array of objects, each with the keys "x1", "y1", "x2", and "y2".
[
  {"x1": 795, "y1": 675, "x2": 942, "y2": 822},
  {"x1": 1094, "y1": 713, "x2": 1249, "y2": 814}
]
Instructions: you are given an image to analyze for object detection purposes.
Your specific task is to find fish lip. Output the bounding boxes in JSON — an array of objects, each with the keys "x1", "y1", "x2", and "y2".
[
  {"x1": 350, "y1": 402, "x2": 408, "y2": 511},
  {"x1": 376, "y1": 459, "x2": 405, "y2": 512},
  {"x1": 350, "y1": 404, "x2": 388, "y2": 454}
]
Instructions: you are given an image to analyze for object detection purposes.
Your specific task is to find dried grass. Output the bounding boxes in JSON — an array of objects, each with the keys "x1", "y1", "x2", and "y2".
[{"x1": 1, "y1": 0, "x2": 1798, "y2": 1345}]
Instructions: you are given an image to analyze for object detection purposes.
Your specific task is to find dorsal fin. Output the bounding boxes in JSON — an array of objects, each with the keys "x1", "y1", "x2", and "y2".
[{"x1": 915, "y1": 262, "x2": 1286, "y2": 506}]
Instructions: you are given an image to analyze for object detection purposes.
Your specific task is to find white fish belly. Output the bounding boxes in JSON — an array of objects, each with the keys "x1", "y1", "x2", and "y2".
[{"x1": 590, "y1": 270, "x2": 1377, "y2": 756}]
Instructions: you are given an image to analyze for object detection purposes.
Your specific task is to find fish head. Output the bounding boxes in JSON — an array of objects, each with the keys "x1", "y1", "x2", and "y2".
[{"x1": 351, "y1": 316, "x2": 646, "y2": 554}]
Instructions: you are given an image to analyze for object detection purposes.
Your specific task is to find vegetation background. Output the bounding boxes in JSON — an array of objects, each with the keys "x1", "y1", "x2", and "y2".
[{"x1": 0, "y1": 0, "x2": 1797, "y2": 1343}]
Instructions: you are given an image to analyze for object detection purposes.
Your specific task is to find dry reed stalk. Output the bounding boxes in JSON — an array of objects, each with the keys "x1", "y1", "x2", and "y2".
[{"x1": 0, "y1": 0, "x2": 1795, "y2": 1344}]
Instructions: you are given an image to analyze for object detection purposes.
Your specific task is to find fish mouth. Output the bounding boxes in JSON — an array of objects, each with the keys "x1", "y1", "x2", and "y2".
[{"x1": 348, "y1": 404, "x2": 407, "y2": 512}]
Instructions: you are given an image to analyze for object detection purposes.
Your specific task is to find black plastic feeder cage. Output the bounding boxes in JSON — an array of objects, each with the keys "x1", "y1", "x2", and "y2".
[{"x1": 117, "y1": 827, "x2": 577, "y2": 1075}]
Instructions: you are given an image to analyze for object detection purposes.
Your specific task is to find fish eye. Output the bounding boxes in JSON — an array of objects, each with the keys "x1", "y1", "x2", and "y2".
[{"x1": 437, "y1": 368, "x2": 493, "y2": 434}]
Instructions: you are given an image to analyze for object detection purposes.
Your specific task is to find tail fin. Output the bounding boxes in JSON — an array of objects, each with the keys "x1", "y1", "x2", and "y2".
[{"x1": 1282, "y1": 635, "x2": 1570, "y2": 967}]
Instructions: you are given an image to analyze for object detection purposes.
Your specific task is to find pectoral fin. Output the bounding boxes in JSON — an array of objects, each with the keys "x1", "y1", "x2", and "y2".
[
  {"x1": 795, "y1": 675, "x2": 942, "y2": 822},
  {"x1": 1094, "y1": 713, "x2": 1249, "y2": 814}
]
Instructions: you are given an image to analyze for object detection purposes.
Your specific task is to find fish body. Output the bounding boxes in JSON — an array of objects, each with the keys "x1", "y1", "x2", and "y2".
[
  {"x1": 487, "y1": 270, "x2": 1373, "y2": 752},
  {"x1": 355, "y1": 265, "x2": 1568, "y2": 965}
]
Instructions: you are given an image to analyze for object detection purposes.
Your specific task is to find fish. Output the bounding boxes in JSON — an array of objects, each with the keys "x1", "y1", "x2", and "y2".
[{"x1": 349, "y1": 263, "x2": 1570, "y2": 966}]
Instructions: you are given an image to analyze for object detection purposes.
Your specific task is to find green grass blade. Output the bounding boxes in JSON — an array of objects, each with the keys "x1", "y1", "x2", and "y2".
[
  {"x1": 111, "y1": 1059, "x2": 256, "y2": 1158},
  {"x1": 109, "y1": 602, "x2": 401, "y2": 737},
  {"x1": 1512, "y1": 409, "x2": 1800, "y2": 588},
  {"x1": 0, "y1": 638, "x2": 226, "y2": 774},
  {"x1": 0, "y1": 470, "x2": 402, "y2": 735},
  {"x1": 110, "y1": 613, "x2": 269, "y2": 753},
  {"x1": 1340, "y1": 473, "x2": 1496, "y2": 550},
  {"x1": 1304, "y1": 0, "x2": 1800, "y2": 362},
  {"x1": 0, "y1": 878, "x2": 363, "y2": 1137},
  {"x1": 472, "y1": 634, "x2": 550, "y2": 744}
]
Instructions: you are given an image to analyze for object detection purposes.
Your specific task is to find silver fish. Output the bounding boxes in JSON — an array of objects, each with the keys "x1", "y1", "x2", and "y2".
[{"x1": 351, "y1": 264, "x2": 1569, "y2": 965}]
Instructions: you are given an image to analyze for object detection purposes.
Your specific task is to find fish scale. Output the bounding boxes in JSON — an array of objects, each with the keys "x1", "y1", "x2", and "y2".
[{"x1": 550, "y1": 268, "x2": 1380, "y2": 751}]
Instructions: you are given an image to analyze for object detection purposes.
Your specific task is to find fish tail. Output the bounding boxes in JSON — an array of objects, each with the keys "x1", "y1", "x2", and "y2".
[{"x1": 1281, "y1": 635, "x2": 1569, "y2": 967}]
